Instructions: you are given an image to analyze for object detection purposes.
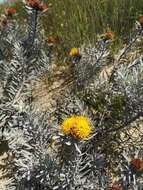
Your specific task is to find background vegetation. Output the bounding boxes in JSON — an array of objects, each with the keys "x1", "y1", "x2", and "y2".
[{"x1": 1, "y1": 0, "x2": 143, "y2": 57}]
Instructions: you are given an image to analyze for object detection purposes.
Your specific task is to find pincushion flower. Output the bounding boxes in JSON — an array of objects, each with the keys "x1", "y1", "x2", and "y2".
[
  {"x1": 130, "y1": 158, "x2": 143, "y2": 171},
  {"x1": 60, "y1": 116, "x2": 92, "y2": 140},
  {"x1": 102, "y1": 31, "x2": 115, "y2": 41},
  {"x1": 5, "y1": 7, "x2": 16, "y2": 17},
  {"x1": 25, "y1": 0, "x2": 39, "y2": 9},
  {"x1": 69, "y1": 48, "x2": 80, "y2": 57},
  {"x1": 46, "y1": 36, "x2": 58, "y2": 46},
  {"x1": 25, "y1": 0, "x2": 48, "y2": 11},
  {"x1": 138, "y1": 16, "x2": 143, "y2": 28}
]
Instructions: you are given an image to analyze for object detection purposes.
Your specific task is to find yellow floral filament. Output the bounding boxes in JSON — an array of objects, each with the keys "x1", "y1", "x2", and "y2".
[{"x1": 60, "y1": 116, "x2": 92, "y2": 140}]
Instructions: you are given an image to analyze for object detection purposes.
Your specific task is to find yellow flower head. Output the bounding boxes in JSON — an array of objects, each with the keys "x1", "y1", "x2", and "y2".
[
  {"x1": 60, "y1": 116, "x2": 92, "y2": 140},
  {"x1": 69, "y1": 48, "x2": 80, "y2": 57}
]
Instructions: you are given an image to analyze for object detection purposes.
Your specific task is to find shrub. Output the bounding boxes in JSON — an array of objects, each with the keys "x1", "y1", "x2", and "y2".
[{"x1": 0, "y1": 1, "x2": 143, "y2": 190}]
